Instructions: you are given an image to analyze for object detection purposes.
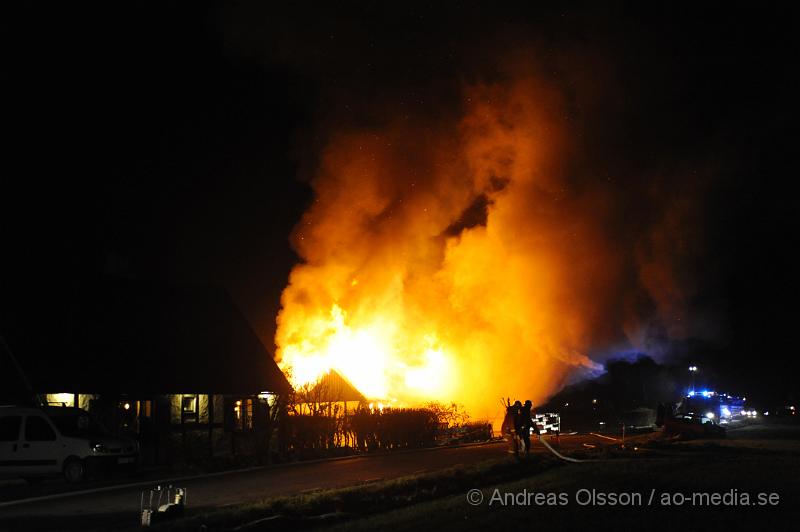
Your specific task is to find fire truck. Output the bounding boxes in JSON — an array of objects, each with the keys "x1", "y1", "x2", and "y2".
[
  {"x1": 677, "y1": 390, "x2": 747, "y2": 425},
  {"x1": 663, "y1": 390, "x2": 750, "y2": 437}
]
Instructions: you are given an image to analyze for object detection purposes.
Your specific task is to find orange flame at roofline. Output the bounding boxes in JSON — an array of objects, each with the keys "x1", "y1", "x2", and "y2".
[
  {"x1": 281, "y1": 303, "x2": 454, "y2": 401},
  {"x1": 276, "y1": 72, "x2": 629, "y2": 423}
]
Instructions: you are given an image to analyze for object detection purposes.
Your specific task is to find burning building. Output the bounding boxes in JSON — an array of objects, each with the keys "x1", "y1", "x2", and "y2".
[{"x1": 274, "y1": 62, "x2": 708, "y2": 424}]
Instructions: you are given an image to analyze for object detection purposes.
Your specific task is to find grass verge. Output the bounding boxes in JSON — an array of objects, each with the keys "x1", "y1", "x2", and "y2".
[
  {"x1": 150, "y1": 453, "x2": 565, "y2": 531},
  {"x1": 326, "y1": 441, "x2": 800, "y2": 532}
]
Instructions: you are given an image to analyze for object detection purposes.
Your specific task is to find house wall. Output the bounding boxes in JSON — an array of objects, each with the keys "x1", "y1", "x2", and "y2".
[
  {"x1": 168, "y1": 394, "x2": 214, "y2": 424},
  {"x1": 158, "y1": 393, "x2": 279, "y2": 464},
  {"x1": 199, "y1": 394, "x2": 209, "y2": 423},
  {"x1": 169, "y1": 395, "x2": 180, "y2": 423},
  {"x1": 42, "y1": 392, "x2": 284, "y2": 466},
  {"x1": 78, "y1": 394, "x2": 96, "y2": 410}
]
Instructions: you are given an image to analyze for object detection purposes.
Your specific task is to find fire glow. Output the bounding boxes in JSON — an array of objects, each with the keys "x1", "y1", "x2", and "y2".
[
  {"x1": 281, "y1": 304, "x2": 453, "y2": 400},
  {"x1": 275, "y1": 69, "x2": 695, "y2": 422}
]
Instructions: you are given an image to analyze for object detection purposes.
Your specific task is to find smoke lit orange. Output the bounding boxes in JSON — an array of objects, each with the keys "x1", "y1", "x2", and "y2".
[{"x1": 276, "y1": 72, "x2": 640, "y2": 423}]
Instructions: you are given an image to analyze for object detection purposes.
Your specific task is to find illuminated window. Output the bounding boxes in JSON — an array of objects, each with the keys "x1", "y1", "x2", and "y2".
[
  {"x1": 181, "y1": 395, "x2": 198, "y2": 423},
  {"x1": 46, "y1": 393, "x2": 75, "y2": 407},
  {"x1": 244, "y1": 399, "x2": 253, "y2": 430},
  {"x1": 230, "y1": 398, "x2": 254, "y2": 431},
  {"x1": 233, "y1": 399, "x2": 243, "y2": 430},
  {"x1": 259, "y1": 392, "x2": 278, "y2": 409},
  {"x1": 182, "y1": 396, "x2": 197, "y2": 413}
]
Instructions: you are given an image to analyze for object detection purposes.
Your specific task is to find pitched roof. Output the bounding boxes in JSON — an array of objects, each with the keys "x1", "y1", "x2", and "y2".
[
  {"x1": 1, "y1": 278, "x2": 292, "y2": 397},
  {"x1": 309, "y1": 369, "x2": 366, "y2": 403}
]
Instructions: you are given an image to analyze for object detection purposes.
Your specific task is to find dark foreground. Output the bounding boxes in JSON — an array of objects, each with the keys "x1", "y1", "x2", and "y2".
[
  {"x1": 0, "y1": 439, "x2": 531, "y2": 531},
  {"x1": 2, "y1": 423, "x2": 798, "y2": 531},
  {"x1": 328, "y1": 421, "x2": 800, "y2": 532}
]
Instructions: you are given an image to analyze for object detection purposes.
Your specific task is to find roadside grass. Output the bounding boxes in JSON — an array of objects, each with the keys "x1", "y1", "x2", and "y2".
[
  {"x1": 150, "y1": 436, "x2": 664, "y2": 531},
  {"x1": 5, "y1": 430, "x2": 796, "y2": 532},
  {"x1": 328, "y1": 445, "x2": 800, "y2": 532},
  {"x1": 150, "y1": 452, "x2": 566, "y2": 531},
  {"x1": 668, "y1": 436, "x2": 800, "y2": 454}
]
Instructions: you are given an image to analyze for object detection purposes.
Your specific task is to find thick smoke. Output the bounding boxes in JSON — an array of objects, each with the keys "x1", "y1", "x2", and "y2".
[{"x1": 274, "y1": 55, "x2": 711, "y2": 421}]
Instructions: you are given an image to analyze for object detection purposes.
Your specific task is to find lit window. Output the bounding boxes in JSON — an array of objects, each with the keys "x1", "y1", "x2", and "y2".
[
  {"x1": 258, "y1": 392, "x2": 279, "y2": 408},
  {"x1": 233, "y1": 399, "x2": 243, "y2": 430},
  {"x1": 244, "y1": 399, "x2": 253, "y2": 430},
  {"x1": 46, "y1": 393, "x2": 75, "y2": 407},
  {"x1": 181, "y1": 395, "x2": 199, "y2": 423},
  {"x1": 231, "y1": 399, "x2": 254, "y2": 431},
  {"x1": 182, "y1": 396, "x2": 197, "y2": 413}
]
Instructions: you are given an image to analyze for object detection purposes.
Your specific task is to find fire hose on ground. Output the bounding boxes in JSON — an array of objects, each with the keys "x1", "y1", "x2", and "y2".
[{"x1": 536, "y1": 434, "x2": 597, "y2": 463}]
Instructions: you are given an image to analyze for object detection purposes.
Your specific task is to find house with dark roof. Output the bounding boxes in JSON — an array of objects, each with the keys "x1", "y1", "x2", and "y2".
[
  {"x1": 0, "y1": 278, "x2": 292, "y2": 465},
  {"x1": 310, "y1": 369, "x2": 365, "y2": 405},
  {"x1": 289, "y1": 369, "x2": 367, "y2": 450}
]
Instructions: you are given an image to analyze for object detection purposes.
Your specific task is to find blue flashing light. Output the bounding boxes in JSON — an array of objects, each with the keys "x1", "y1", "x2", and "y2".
[{"x1": 687, "y1": 390, "x2": 720, "y2": 399}]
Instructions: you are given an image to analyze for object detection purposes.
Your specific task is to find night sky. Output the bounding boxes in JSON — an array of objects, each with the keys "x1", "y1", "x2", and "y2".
[{"x1": 2, "y1": 2, "x2": 798, "y2": 404}]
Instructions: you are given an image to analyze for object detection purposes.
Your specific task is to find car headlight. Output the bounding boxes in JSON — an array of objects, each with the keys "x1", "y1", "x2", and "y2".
[{"x1": 90, "y1": 441, "x2": 110, "y2": 453}]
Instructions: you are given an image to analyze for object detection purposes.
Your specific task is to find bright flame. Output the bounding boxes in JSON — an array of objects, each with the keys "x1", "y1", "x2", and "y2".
[
  {"x1": 274, "y1": 67, "x2": 695, "y2": 424},
  {"x1": 405, "y1": 343, "x2": 451, "y2": 394},
  {"x1": 282, "y1": 304, "x2": 455, "y2": 401}
]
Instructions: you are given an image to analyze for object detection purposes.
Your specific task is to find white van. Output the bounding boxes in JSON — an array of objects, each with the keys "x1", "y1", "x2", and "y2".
[{"x1": 0, "y1": 405, "x2": 139, "y2": 483}]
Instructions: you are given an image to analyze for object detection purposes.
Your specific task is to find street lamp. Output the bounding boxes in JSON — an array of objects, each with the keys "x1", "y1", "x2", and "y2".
[{"x1": 688, "y1": 365, "x2": 698, "y2": 393}]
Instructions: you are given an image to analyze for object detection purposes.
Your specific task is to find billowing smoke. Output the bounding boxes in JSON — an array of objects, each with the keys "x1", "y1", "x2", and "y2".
[{"x1": 273, "y1": 54, "x2": 711, "y2": 422}]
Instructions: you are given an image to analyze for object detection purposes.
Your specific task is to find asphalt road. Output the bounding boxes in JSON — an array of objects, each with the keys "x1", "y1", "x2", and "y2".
[{"x1": 0, "y1": 435, "x2": 599, "y2": 530}]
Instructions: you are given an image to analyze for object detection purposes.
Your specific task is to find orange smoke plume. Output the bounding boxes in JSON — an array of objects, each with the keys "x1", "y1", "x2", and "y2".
[{"x1": 276, "y1": 71, "x2": 658, "y2": 422}]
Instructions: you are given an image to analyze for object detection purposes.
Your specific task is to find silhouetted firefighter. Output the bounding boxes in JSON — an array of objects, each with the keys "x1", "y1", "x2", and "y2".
[
  {"x1": 501, "y1": 399, "x2": 517, "y2": 455},
  {"x1": 520, "y1": 400, "x2": 533, "y2": 455},
  {"x1": 501, "y1": 398, "x2": 534, "y2": 457}
]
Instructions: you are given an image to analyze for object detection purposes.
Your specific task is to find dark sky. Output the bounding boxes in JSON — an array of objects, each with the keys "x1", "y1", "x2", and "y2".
[{"x1": 2, "y1": 2, "x2": 798, "y2": 403}]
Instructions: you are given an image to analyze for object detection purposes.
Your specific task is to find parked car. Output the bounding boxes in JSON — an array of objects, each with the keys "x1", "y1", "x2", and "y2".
[{"x1": 0, "y1": 405, "x2": 139, "y2": 483}]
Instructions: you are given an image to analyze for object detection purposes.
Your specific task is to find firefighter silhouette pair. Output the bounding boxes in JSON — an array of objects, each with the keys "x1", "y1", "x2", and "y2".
[{"x1": 502, "y1": 399, "x2": 534, "y2": 457}]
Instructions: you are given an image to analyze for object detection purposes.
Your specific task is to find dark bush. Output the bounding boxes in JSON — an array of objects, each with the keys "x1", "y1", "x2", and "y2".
[
  {"x1": 350, "y1": 407, "x2": 438, "y2": 451},
  {"x1": 286, "y1": 406, "x2": 439, "y2": 453}
]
